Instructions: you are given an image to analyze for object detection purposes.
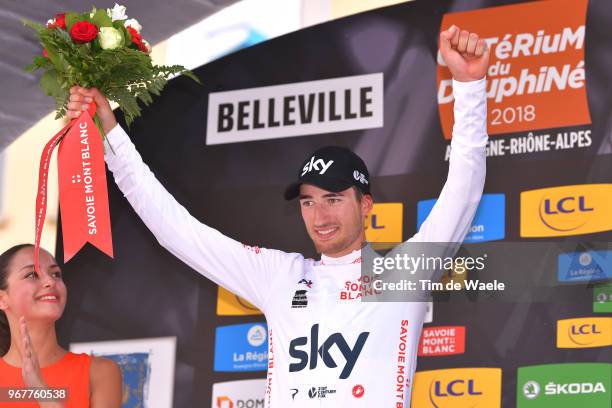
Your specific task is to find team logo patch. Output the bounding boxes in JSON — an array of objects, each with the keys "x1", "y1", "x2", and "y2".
[{"x1": 292, "y1": 279, "x2": 312, "y2": 308}]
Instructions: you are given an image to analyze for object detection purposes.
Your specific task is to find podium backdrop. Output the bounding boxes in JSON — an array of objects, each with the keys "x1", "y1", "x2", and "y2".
[{"x1": 57, "y1": 0, "x2": 612, "y2": 406}]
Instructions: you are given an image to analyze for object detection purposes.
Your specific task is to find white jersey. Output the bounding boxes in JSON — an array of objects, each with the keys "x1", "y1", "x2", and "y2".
[{"x1": 104, "y1": 78, "x2": 487, "y2": 407}]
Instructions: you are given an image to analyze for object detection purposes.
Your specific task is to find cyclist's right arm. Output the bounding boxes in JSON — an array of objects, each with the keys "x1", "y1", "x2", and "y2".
[{"x1": 103, "y1": 124, "x2": 300, "y2": 311}]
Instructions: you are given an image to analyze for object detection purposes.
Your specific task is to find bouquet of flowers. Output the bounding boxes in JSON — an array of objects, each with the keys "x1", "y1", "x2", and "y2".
[
  {"x1": 24, "y1": 4, "x2": 199, "y2": 271},
  {"x1": 25, "y1": 3, "x2": 198, "y2": 131}
]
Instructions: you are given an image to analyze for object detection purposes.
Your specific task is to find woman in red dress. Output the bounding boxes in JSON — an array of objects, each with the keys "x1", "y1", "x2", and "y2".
[{"x1": 0, "y1": 244, "x2": 122, "y2": 407}]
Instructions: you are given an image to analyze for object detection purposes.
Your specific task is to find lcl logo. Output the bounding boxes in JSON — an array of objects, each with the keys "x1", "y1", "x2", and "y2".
[
  {"x1": 412, "y1": 368, "x2": 502, "y2": 406},
  {"x1": 538, "y1": 195, "x2": 593, "y2": 232},
  {"x1": 557, "y1": 317, "x2": 612, "y2": 348},
  {"x1": 366, "y1": 214, "x2": 385, "y2": 230},
  {"x1": 431, "y1": 379, "x2": 483, "y2": 397},
  {"x1": 521, "y1": 184, "x2": 612, "y2": 237},
  {"x1": 568, "y1": 323, "x2": 603, "y2": 346},
  {"x1": 541, "y1": 196, "x2": 593, "y2": 215},
  {"x1": 571, "y1": 324, "x2": 601, "y2": 335}
]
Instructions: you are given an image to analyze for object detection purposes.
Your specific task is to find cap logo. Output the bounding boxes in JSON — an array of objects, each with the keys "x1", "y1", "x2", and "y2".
[
  {"x1": 301, "y1": 156, "x2": 334, "y2": 177},
  {"x1": 353, "y1": 170, "x2": 368, "y2": 185}
]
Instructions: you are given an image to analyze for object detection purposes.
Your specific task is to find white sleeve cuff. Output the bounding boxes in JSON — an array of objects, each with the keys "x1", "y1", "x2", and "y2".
[
  {"x1": 452, "y1": 77, "x2": 487, "y2": 97},
  {"x1": 104, "y1": 123, "x2": 130, "y2": 156},
  {"x1": 451, "y1": 77, "x2": 488, "y2": 148}
]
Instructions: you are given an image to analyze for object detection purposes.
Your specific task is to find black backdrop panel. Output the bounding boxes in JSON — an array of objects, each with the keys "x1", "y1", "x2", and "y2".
[{"x1": 56, "y1": 0, "x2": 612, "y2": 406}]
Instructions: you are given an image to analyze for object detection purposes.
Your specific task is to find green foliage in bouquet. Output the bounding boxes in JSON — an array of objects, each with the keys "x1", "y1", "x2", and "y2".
[{"x1": 24, "y1": 6, "x2": 199, "y2": 128}]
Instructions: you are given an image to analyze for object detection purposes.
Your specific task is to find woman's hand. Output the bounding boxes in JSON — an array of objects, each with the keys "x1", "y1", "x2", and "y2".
[
  {"x1": 20, "y1": 317, "x2": 67, "y2": 407},
  {"x1": 19, "y1": 317, "x2": 45, "y2": 388}
]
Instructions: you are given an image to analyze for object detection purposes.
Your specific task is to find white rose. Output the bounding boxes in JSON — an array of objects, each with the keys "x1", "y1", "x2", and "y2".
[
  {"x1": 46, "y1": 18, "x2": 55, "y2": 27},
  {"x1": 124, "y1": 18, "x2": 142, "y2": 33},
  {"x1": 107, "y1": 3, "x2": 127, "y2": 21},
  {"x1": 98, "y1": 27, "x2": 123, "y2": 50}
]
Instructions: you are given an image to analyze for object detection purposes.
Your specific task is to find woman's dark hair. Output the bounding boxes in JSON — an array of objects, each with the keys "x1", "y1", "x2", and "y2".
[{"x1": 0, "y1": 244, "x2": 34, "y2": 356}]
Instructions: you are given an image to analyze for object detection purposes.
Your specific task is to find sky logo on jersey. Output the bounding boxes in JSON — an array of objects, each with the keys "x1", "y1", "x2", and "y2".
[
  {"x1": 412, "y1": 368, "x2": 502, "y2": 407},
  {"x1": 216, "y1": 286, "x2": 262, "y2": 316},
  {"x1": 418, "y1": 326, "x2": 466, "y2": 357},
  {"x1": 417, "y1": 194, "x2": 505, "y2": 243},
  {"x1": 558, "y1": 250, "x2": 612, "y2": 283},
  {"x1": 288, "y1": 324, "x2": 369, "y2": 379},
  {"x1": 520, "y1": 184, "x2": 612, "y2": 237},
  {"x1": 594, "y1": 282, "x2": 612, "y2": 313},
  {"x1": 214, "y1": 323, "x2": 268, "y2": 372},
  {"x1": 517, "y1": 363, "x2": 611, "y2": 407},
  {"x1": 556, "y1": 317, "x2": 612, "y2": 349},
  {"x1": 365, "y1": 203, "x2": 403, "y2": 244}
]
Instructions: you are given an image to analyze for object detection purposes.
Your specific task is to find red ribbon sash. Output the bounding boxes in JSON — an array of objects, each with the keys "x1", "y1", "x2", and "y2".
[{"x1": 35, "y1": 106, "x2": 113, "y2": 272}]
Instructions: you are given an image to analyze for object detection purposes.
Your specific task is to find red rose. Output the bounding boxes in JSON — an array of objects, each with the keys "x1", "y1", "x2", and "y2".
[
  {"x1": 42, "y1": 49, "x2": 49, "y2": 58},
  {"x1": 136, "y1": 40, "x2": 148, "y2": 53},
  {"x1": 70, "y1": 21, "x2": 98, "y2": 44},
  {"x1": 55, "y1": 13, "x2": 66, "y2": 30},
  {"x1": 127, "y1": 26, "x2": 148, "y2": 52},
  {"x1": 46, "y1": 13, "x2": 66, "y2": 29}
]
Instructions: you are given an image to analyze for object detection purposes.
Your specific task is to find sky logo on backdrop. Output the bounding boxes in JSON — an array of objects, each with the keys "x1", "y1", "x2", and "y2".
[
  {"x1": 417, "y1": 194, "x2": 505, "y2": 243},
  {"x1": 214, "y1": 323, "x2": 268, "y2": 372},
  {"x1": 558, "y1": 250, "x2": 612, "y2": 283}
]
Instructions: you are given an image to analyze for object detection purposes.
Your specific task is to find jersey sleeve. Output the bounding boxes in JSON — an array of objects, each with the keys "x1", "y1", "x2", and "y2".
[
  {"x1": 104, "y1": 126, "x2": 301, "y2": 311},
  {"x1": 408, "y1": 78, "x2": 488, "y2": 244}
]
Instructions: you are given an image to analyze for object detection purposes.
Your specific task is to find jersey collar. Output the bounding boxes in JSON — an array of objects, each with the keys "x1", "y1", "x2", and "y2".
[{"x1": 320, "y1": 242, "x2": 374, "y2": 265}]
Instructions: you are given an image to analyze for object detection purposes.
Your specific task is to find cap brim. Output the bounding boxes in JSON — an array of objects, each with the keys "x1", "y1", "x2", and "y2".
[
  {"x1": 283, "y1": 182, "x2": 302, "y2": 201},
  {"x1": 283, "y1": 177, "x2": 354, "y2": 200}
]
